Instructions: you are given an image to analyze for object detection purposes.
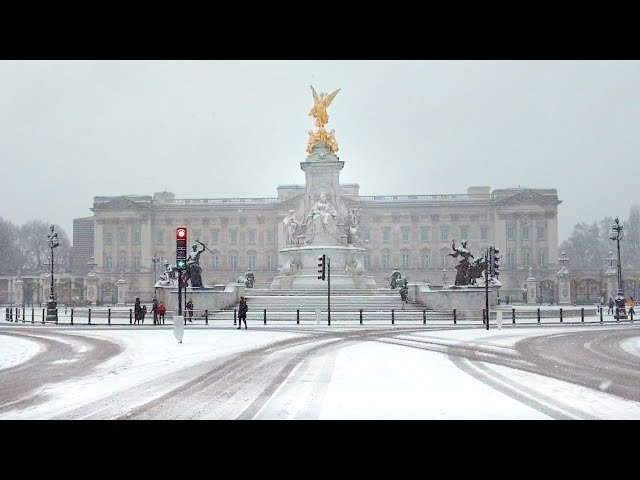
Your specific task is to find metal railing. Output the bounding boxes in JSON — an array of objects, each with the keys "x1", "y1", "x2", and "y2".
[{"x1": 3, "y1": 306, "x2": 634, "y2": 327}]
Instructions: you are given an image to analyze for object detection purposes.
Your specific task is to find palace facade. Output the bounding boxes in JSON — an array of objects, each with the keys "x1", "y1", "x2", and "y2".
[{"x1": 71, "y1": 183, "x2": 561, "y2": 303}]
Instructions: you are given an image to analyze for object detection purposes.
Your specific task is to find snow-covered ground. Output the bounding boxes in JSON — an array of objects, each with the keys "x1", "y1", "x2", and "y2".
[
  {"x1": 1, "y1": 324, "x2": 639, "y2": 419},
  {"x1": 0, "y1": 334, "x2": 41, "y2": 371}
]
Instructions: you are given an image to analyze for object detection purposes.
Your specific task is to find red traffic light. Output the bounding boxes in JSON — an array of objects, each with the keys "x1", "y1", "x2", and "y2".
[{"x1": 177, "y1": 228, "x2": 187, "y2": 239}]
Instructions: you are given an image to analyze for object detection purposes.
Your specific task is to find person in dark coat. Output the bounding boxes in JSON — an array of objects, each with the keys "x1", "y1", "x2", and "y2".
[
  {"x1": 237, "y1": 296, "x2": 248, "y2": 329},
  {"x1": 186, "y1": 298, "x2": 194, "y2": 322},
  {"x1": 608, "y1": 297, "x2": 615, "y2": 315},
  {"x1": 152, "y1": 297, "x2": 159, "y2": 325},
  {"x1": 141, "y1": 305, "x2": 147, "y2": 324},
  {"x1": 134, "y1": 297, "x2": 143, "y2": 325}
]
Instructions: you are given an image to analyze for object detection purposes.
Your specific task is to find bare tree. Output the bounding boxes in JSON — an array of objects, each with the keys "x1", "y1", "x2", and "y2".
[
  {"x1": 20, "y1": 220, "x2": 71, "y2": 273},
  {"x1": 626, "y1": 204, "x2": 640, "y2": 269},
  {"x1": 560, "y1": 218, "x2": 613, "y2": 273},
  {"x1": 0, "y1": 217, "x2": 24, "y2": 274}
]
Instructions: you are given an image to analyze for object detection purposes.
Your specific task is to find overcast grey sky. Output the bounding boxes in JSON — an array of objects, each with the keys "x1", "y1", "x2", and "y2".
[{"x1": 1, "y1": 60, "x2": 638, "y2": 242}]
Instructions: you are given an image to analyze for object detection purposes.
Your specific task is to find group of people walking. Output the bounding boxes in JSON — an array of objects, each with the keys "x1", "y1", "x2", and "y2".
[
  {"x1": 133, "y1": 297, "x2": 167, "y2": 325},
  {"x1": 598, "y1": 296, "x2": 636, "y2": 316}
]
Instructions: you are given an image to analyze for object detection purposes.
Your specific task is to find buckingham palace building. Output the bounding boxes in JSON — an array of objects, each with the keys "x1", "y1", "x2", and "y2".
[{"x1": 76, "y1": 182, "x2": 560, "y2": 304}]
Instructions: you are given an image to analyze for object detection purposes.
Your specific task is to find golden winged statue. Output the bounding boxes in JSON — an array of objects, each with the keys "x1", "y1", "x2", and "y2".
[{"x1": 308, "y1": 85, "x2": 340, "y2": 128}]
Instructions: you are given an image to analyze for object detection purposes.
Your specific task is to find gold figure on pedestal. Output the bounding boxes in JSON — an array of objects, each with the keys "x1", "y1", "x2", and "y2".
[{"x1": 307, "y1": 86, "x2": 340, "y2": 155}]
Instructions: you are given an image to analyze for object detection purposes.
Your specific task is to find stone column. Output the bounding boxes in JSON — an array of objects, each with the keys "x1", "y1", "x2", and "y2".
[
  {"x1": 116, "y1": 276, "x2": 128, "y2": 306},
  {"x1": 525, "y1": 268, "x2": 537, "y2": 305},
  {"x1": 606, "y1": 270, "x2": 616, "y2": 302},
  {"x1": 557, "y1": 252, "x2": 571, "y2": 305},
  {"x1": 14, "y1": 277, "x2": 25, "y2": 306},
  {"x1": 85, "y1": 274, "x2": 98, "y2": 306}
]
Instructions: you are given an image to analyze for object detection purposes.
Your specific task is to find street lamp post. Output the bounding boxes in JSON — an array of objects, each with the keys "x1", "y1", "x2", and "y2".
[
  {"x1": 46, "y1": 225, "x2": 60, "y2": 322},
  {"x1": 151, "y1": 254, "x2": 161, "y2": 285},
  {"x1": 609, "y1": 217, "x2": 627, "y2": 319}
]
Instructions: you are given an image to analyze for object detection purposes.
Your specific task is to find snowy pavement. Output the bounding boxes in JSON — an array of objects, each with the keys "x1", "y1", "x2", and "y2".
[{"x1": 1, "y1": 324, "x2": 639, "y2": 419}]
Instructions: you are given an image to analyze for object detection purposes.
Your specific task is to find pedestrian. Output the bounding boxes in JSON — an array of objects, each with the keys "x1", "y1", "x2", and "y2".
[
  {"x1": 608, "y1": 297, "x2": 614, "y2": 315},
  {"x1": 237, "y1": 296, "x2": 248, "y2": 329},
  {"x1": 141, "y1": 305, "x2": 147, "y2": 324},
  {"x1": 629, "y1": 297, "x2": 636, "y2": 318},
  {"x1": 158, "y1": 301, "x2": 166, "y2": 324},
  {"x1": 134, "y1": 297, "x2": 143, "y2": 325},
  {"x1": 186, "y1": 298, "x2": 194, "y2": 323},
  {"x1": 152, "y1": 297, "x2": 159, "y2": 325}
]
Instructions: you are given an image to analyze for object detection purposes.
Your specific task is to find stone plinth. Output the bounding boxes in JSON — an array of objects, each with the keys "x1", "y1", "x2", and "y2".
[
  {"x1": 407, "y1": 282, "x2": 499, "y2": 318},
  {"x1": 116, "y1": 278, "x2": 128, "y2": 306},
  {"x1": 526, "y1": 270, "x2": 537, "y2": 305},
  {"x1": 557, "y1": 269, "x2": 571, "y2": 305},
  {"x1": 85, "y1": 274, "x2": 98, "y2": 306},
  {"x1": 270, "y1": 244, "x2": 377, "y2": 291},
  {"x1": 14, "y1": 279, "x2": 24, "y2": 306},
  {"x1": 159, "y1": 283, "x2": 245, "y2": 314}
]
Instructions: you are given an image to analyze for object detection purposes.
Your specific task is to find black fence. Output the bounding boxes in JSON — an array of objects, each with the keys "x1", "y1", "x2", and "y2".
[{"x1": 2, "y1": 305, "x2": 634, "y2": 327}]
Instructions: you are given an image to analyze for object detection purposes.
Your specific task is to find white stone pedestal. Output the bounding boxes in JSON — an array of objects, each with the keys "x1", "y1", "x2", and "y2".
[
  {"x1": 557, "y1": 274, "x2": 571, "y2": 305},
  {"x1": 14, "y1": 279, "x2": 25, "y2": 306},
  {"x1": 116, "y1": 278, "x2": 128, "y2": 306}
]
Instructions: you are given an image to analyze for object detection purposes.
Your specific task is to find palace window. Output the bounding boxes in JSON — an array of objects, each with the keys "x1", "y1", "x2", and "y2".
[
  {"x1": 118, "y1": 229, "x2": 127, "y2": 244},
  {"x1": 212, "y1": 254, "x2": 220, "y2": 271},
  {"x1": 507, "y1": 226, "x2": 515, "y2": 240},
  {"x1": 538, "y1": 248, "x2": 546, "y2": 269},
  {"x1": 364, "y1": 255, "x2": 371, "y2": 269},
  {"x1": 229, "y1": 254, "x2": 238, "y2": 270},
  {"x1": 441, "y1": 227, "x2": 449, "y2": 241},
  {"x1": 523, "y1": 250, "x2": 531, "y2": 267},
  {"x1": 267, "y1": 255, "x2": 275, "y2": 271},
  {"x1": 382, "y1": 254, "x2": 390, "y2": 269},
  {"x1": 211, "y1": 230, "x2": 220, "y2": 244},
  {"x1": 267, "y1": 231, "x2": 275, "y2": 244},
  {"x1": 522, "y1": 226, "x2": 529, "y2": 241},
  {"x1": 421, "y1": 227, "x2": 430, "y2": 242},
  {"x1": 230, "y1": 230, "x2": 238, "y2": 244},
  {"x1": 155, "y1": 231, "x2": 164, "y2": 245},
  {"x1": 118, "y1": 254, "x2": 127, "y2": 270},
  {"x1": 441, "y1": 250, "x2": 449, "y2": 268},
  {"x1": 402, "y1": 227, "x2": 410, "y2": 242},
  {"x1": 422, "y1": 252, "x2": 430, "y2": 269},
  {"x1": 460, "y1": 227, "x2": 468, "y2": 241},
  {"x1": 248, "y1": 230, "x2": 257, "y2": 244},
  {"x1": 133, "y1": 255, "x2": 141, "y2": 271},
  {"x1": 133, "y1": 231, "x2": 141, "y2": 245},
  {"x1": 105, "y1": 232, "x2": 113, "y2": 246},
  {"x1": 537, "y1": 226, "x2": 545, "y2": 240},
  {"x1": 481, "y1": 227, "x2": 489, "y2": 241},
  {"x1": 402, "y1": 252, "x2": 410, "y2": 268},
  {"x1": 383, "y1": 227, "x2": 391, "y2": 243},
  {"x1": 507, "y1": 250, "x2": 515, "y2": 268},
  {"x1": 105, "y1": 255, "x2": 113, "y2": 270},
  {"x1": 248, "y1": 254, "x2": 257, "y2": 269}
]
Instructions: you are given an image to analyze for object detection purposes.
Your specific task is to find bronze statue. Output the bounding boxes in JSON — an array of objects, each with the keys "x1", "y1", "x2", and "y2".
[
  {"x1": 449, "y1": 240, "x2": 478, "y2": 286},
  {"x1": 388, "y1": 267, "x2": 402, "y2": 289},
  {"x1": 185, "y1": 242, "x2": 205, "y2": 288}
]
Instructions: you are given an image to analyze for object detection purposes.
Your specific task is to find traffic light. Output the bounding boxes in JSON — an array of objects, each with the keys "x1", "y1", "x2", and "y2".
[
  {"x1": 489, "y1": 245, "x2": 500, "y2": 279},
  {"x1": 317, "y1": 254, "x2": 326, "y2": 280},
  {"x1": 176, "y1": 227, "x2": 187, "y2": 270}
]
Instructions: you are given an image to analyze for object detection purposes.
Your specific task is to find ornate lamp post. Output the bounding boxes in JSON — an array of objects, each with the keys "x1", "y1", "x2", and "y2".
[
  {"x1": 609, "y1": 217, "x2": 627, "y2": 318},
  {"x1": 151, "y1": 254, "x2": 161, "y2": 285},
  {"x1": 46, "y1": 225, "x2": 60, "y2": 322}
]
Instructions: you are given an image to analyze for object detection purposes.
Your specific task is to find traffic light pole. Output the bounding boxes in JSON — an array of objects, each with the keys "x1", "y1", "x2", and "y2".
[
  {"x1": 327, "y1": 256, "x2": 331, "y2": 326},
  {"x1": 178, "y1": 273, "x2": 183, "y2": 316},
  {"x1": 485, "y1": 263, "x2": 490, "y2": 331}
]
